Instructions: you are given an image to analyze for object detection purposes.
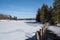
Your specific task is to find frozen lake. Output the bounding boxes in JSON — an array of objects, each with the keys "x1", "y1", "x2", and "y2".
[
  {"x1": 0, "y1": 20, "x2": 43, "y2": 40},
  {"x1": 0, "y1": 20, "x2": 60, "y2": 40}
]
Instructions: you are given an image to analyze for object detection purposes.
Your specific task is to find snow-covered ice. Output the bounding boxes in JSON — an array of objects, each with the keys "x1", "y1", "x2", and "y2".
[
  {"x1": 0, "y1": 20, "x2": 43, "y2": 40},
  {"x1": 0, "y1": 20, "x2": 60, "y2": 40}
]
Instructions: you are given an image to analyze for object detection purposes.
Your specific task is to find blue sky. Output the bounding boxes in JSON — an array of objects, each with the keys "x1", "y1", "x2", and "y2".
[{"x1": 0, "y1": 0, "x2": 54, "y2": 18}]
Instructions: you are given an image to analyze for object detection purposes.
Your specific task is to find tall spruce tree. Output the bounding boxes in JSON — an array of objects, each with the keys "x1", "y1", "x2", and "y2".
[
  {"x1": 53, "y1": 0, "x2": 60, "y2": 23},
  {"x1": 42, "y1": 4, "x2": 48, "y2": 22},
  {"x1": 36, "y1": 4, "x2": 49, "y2": 23},
  {"x1": 36, "y1": 9, "x2": 41, "y2": 22}
]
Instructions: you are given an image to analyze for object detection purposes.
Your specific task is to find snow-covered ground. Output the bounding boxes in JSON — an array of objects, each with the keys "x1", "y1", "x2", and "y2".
[
  {"x1": 0, "y1": 20, "x2": 43, "y2": 40},
  {"x1": 48, "y1": 26, "x2": 60, "y2": 37}
]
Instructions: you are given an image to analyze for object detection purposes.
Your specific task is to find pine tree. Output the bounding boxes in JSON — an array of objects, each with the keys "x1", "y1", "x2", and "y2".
[
  {"x1": 36, "y1": 4, "x2": 49, "y2": 23},
  {"x1": 36, "y1": 9, "x2": 41, "y2": 22},
  {"x1": 53, "y1": 0, "x2": 60, "y2": 23},
  {"x1": 13, "y1": 16, "x2": 17, "y2": 20},
  {"x1": 40, "y1": 4, "x2": 49, "y2": 23}
]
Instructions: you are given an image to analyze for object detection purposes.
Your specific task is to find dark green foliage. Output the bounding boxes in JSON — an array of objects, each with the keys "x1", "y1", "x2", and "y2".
[
  {"x1": 9, "y1": 15, "x2": 12, "y2": 20},
  {"x1": 36, "y1": 9, "x2": 41, "y2": 22},
  {"x1": 53, "y1": 0, "x2": 60, "y2": 23},
  {"x1": 41, "y1": 4, "x2": 48, "y2": 22},
  {"x1": 54, "y1": 0, "x2": 60, "y2": 10},
  {"x1": 36, "y1": 4, "x2": 51, "y2": 23},
  {"x1": 36, "y1": 0, "x2": 60, "y2": 25},
  {"x1": 13, "y1": 16, "x2": 17, "y2": 20}
]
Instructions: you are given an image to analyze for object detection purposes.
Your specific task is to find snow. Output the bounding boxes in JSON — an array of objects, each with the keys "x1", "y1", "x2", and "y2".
[
  {"x1": 1, "y1": 20, "x2": 60, "y2": 40},
  {"x1": 48, "y1": 26, "x2": 60, "y2": 37},
  {"x1": 0, "y1": 20, "x2": 43, "y2": 40},
  {"x1": 57, "y1": 24, "x2": 60, "y2": 27}
]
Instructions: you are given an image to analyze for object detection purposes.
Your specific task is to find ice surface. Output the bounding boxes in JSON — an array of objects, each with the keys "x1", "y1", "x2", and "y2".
[{"x1": 0, "y1": 20, "x2": 43, "y2": 40}]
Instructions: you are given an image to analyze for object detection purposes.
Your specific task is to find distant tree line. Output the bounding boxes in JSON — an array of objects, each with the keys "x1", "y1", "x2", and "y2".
[
  {"x1": 18, "y1": 18, "x2": 35, "y2": 20},
  {"x1": 0, "y1": 14, "x2": 17, "y2": 20},
  {"x1": 0, "y1": 14, "x2": 35, "y2": 20},
  {"x1": 36, "y1": 0, "x2": 60, "y2": 25}
]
